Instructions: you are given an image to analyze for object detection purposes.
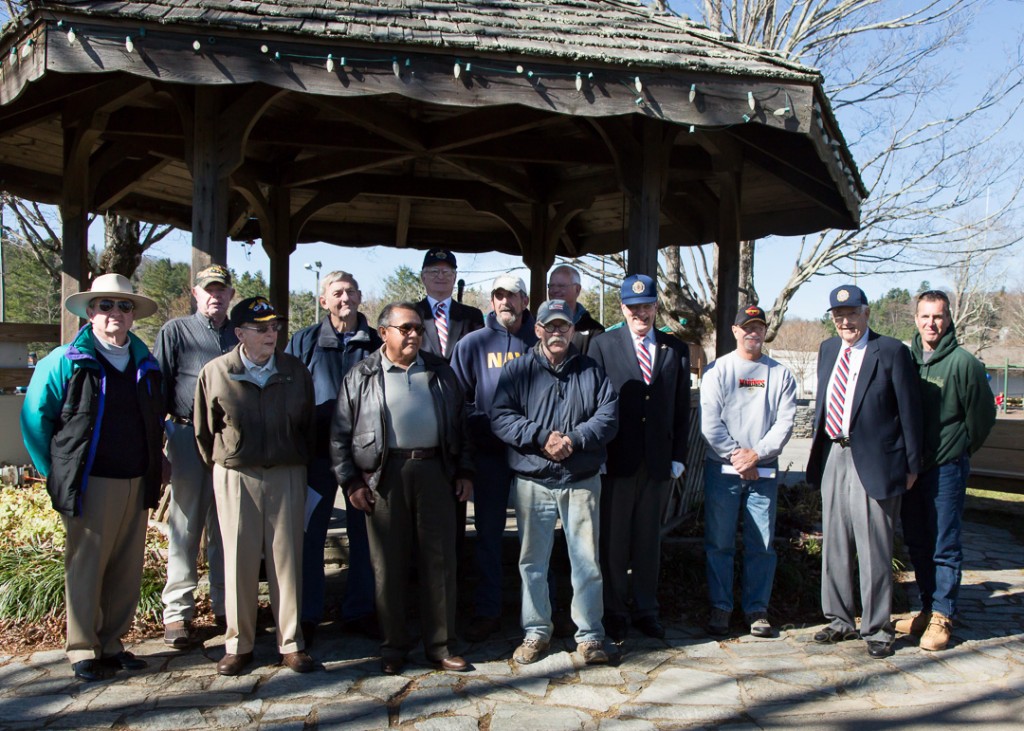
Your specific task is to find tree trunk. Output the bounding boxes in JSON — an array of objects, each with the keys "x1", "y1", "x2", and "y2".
[
  {"x1": 98, "y1": 212, "x2": 143, "y2": 277},
  {"x1": 738, "y1": 239, "x2": 758, "y2": 307}
]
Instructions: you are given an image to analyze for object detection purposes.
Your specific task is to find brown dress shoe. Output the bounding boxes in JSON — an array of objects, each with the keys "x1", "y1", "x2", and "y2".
[
  {"x1": 164, "y1": 621, "x2": 192, "y2": 649},
  {"x1": 432, "y1": 655, "x2": 469, "y2": 671},
  {"x1": 281, "y1": 651, "x2": 316, "y2": 673},
  {"x1": 217, "y1": 652, "x2": 253, "y2": 676},
  {"x1": 381, "y1": 657, "x2": 405, "y2": 675}
]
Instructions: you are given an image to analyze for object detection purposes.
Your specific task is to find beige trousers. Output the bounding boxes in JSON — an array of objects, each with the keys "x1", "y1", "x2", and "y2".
[
  {"x1": 213, "y1": 463, "x2": 305, "y2": 655},
  {"x1": 63, "y1": 475, "x2": 148, "y2": 664}
]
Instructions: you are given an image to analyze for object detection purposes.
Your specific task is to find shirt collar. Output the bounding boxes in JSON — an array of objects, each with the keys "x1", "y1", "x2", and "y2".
[
  {"x1": 240, "y1": 347, "x2": 276, "y2": 374},
  {"x1": 426, "y1": 295, "x2": 452, "y2": 313}
]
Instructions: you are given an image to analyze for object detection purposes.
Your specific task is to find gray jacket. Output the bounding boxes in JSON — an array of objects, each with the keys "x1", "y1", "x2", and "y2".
[{"x1": 329, "y1": 349, "x2": 475, "y2": 493}]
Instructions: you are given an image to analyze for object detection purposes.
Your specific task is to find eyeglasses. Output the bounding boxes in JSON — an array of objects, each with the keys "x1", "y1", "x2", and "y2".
[
  {"x1": 96, "y1": 299, "x2": 135, "y2": 314},
  {"x1": 542, "y1": 322, "x2": 572, "y2": 333},
  {"x1": 422, "y1": 267, "x2": 456, "y2": 278},
  {"x1": 241, "y1": 321, "x2": 285, "y2": 333},
  {"x1": 386, "y1": 323, "x2": 426, "y2": 336}
]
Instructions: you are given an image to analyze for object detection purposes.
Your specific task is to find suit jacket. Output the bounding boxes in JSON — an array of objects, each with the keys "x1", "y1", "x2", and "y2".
[
  {"x1": 415, "y1": 298, "x2": 485, "y2": 361},
  {"x1": 806, "y1": 330, "x2": 923, "y2": 500},
  {"x1": 589, "y1": 326, "x2": 690, "y2": 481}
]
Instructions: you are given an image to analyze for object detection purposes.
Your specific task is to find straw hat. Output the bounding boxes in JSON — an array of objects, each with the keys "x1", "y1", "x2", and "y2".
[{"x1": 64, "y1": 273, "x2": 159, "y2": 320}]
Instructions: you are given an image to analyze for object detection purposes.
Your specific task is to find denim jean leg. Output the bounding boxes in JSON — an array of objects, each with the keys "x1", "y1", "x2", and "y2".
[
  {"x1": 740, "y1": 476, "x2": 778, "y2": 615},
  {"x1": 472, "y1": 452, "x2": 513, "y2": 618},
  {"x1": 932, "y1": 455, "x2": 969, "y2": 618},
  {"x1": 901, "y1": 466, "x2": 938, "y2": 613},
  {"x1": 301, "y1": 458, "x2": 337, "y2": 623},
  {"x1": 513, "y1": 477, "x2": 558, "y2": 641},
  {"x1": 704, "y1": 458, "x2": 742, "y2": 612},
  {"x1": 558, "y1": 475, "x2": 604, "y2": 643}
]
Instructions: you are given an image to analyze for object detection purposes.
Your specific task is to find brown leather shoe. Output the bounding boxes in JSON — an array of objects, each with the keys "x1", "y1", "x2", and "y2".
[
  {"x1": 281, "y1": 651, "x2": 315, "y2": 673},
  {"x1": 919, "y1": 611, "x2": 952, "y2": 651},
  {"x1": 217, "y1": 652, "x2": 253, "y2": 676},
  {"x1": 164, "y1": 620, "x2": 192, "y2": 649},
  {"x1": 432, "y1": 655, "x2": 469, "y2": 671},
  {"x1": 894, "y1": 611, "x2": 931, "y2": 637},
  {"x1": 381, "y1": 657, "x2": 405, "y2": 675}
]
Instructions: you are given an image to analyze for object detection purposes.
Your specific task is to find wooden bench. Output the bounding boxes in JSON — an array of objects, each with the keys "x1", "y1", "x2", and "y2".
[{"x1": 969, "y1": 419, "x2": 1024, "y2": 495}]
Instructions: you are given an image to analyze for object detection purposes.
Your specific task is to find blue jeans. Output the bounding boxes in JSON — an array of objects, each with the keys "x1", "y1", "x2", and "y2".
[
  {"x1": 471, "y1": 451, "x2": 513, "y2": 618},
  {"x1": 900, "y1": 453, "x2": 969, "y2": 618},
  {"x1": 302, "y1": 457, "x2": 375, "y2": 623},
  {"x1": 512, "y1": 474, "x2": 604, "y2": 643},
  {"x1": 703, "y1": 457, "x2": 778, "y2": 615}
]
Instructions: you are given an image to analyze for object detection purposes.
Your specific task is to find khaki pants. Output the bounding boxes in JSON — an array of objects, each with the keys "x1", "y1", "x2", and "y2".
[
  {"x1": 213, "y1": 463, "x2": 306, "y2": 655},
  {"x1": 63, "y1": 475, "x2": 148, "y2": 664}
]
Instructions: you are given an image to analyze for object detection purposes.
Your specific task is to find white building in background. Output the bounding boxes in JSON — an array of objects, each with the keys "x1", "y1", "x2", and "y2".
[{"x1": 766, "y1": 349, "x2": 819, "y2": 399}]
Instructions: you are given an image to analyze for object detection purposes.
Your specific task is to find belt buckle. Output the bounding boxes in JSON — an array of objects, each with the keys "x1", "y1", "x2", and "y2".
[
  {"x1": 410, "y1": 448, "x2": 427, "y2": 460},
  {"x1": 837, "y1": 437, "x2": 850, "y2": 448}
]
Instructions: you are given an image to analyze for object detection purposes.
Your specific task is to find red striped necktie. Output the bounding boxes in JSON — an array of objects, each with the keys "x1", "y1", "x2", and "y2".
[
  {"x1": 636, "y1": 336, "x2": 652, "y2": 385},
  {"x1": 826, "y1": 347, "x2": 852, "y2": 439},
  {"x1": 435, "y1": 301, "x2": 449, "y2": 355}
]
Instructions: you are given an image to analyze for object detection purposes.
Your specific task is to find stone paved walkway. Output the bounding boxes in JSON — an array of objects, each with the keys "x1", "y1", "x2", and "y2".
[{"x1": 1, "y1": 517, "x2": 1021, "y2": 730}]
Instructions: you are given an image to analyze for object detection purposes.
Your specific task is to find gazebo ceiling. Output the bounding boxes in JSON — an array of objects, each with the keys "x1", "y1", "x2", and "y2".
[{"x1": 0, "y1": 0, "x2": 864, "y2": 260}]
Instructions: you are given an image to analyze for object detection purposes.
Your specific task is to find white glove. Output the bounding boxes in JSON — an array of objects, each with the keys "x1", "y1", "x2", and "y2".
[{"x1": 671, "y1": 461, "x2": 685, "y2": 479}]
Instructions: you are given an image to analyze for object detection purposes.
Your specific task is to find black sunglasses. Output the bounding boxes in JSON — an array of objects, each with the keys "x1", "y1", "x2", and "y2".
[
  {"x1": 96, "y1": 299, "x2": 135, "y2": 314},
  {"x1": 386, "y1": 323, "x2": 426, "y2": 336},
  {"x1": 241, "y1": 321, "x2": 285, "y2": 334}
]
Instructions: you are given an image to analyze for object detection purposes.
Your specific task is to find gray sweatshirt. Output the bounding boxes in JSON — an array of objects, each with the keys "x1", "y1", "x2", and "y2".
[{"x1": 700, "y1": 351, "x2": 797, "y2": 465}]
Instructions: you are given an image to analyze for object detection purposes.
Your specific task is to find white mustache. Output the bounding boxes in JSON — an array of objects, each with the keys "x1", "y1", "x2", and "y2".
[{"x1": 547, "y1": 336, "x2": 568, "y2": 346}]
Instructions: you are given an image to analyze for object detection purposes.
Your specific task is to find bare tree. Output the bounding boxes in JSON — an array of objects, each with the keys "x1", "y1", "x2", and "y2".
[
  {"x1": 767, "y1": 318, "x2": 829, "y2": 396},
  {"x1": 662, "y1": 0, "x2": 1024, "y2": 341}
]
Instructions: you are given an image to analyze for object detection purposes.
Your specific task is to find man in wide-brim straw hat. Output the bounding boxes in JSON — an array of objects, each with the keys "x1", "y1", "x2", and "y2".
[{"x1": 21, "y1": 273, "x2": 165, "y2": 682}]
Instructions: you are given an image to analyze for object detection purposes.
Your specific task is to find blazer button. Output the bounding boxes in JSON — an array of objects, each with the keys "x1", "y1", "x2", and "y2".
[{"x1": 641, "y1": 417, "x2": 646, "y2": 423}]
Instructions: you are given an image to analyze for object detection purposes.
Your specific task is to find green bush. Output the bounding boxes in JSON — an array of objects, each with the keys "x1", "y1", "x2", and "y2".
[
  {"x1": 0, "y1": 485, "x2": 63, "y2": 549},
  {"x1": 0, "y1": 538, "x2": 65, "y2": 621}
]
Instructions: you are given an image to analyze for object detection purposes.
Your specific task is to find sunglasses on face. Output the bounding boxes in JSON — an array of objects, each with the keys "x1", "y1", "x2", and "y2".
[
  {"x1": 542, "y1": 322, "x2": 571, "y2": 333},
  {"x1": 96, "y1": 299, "x2": 135, "y2": 314},
  {"x1": 241, "y1": 321, "x2": 285, "y2": 334},
  {"x1": 386, "y1": 323, "x2": 426, "y2": 336}
]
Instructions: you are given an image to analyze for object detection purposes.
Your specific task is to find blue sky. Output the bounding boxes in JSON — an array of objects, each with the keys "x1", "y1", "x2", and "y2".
[{"x1": 133, "y1": 1, "x2": 1024, "y2": 318}]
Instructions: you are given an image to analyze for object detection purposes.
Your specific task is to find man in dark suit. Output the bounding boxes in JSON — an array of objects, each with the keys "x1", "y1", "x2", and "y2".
[
  {"x1": 414, "y1": 249, "x2": 485, "y2": 361},
  {"x1": 589, "y1": 274, "x2": 690, "y2": 642},
  {"x1": 806, "y1": 284, "x2": 923, "y2": 659}
]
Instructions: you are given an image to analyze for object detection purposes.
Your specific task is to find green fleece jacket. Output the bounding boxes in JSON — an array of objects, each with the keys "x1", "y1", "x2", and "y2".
[{"x1": 911, "y1": 323, "x2": 996, "y2": 471}]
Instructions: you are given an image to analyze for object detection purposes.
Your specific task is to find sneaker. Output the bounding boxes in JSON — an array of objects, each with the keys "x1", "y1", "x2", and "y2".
[
  {"x1": 577, "y1": 640, "x2": 609, "y2": 665},
  {"x1": 706, "y1": 607, "x2": 731, "y2": 637},
  {"x1": 163, "y1": 621, "x2": 192, "y2": 649},
  {"x1": 513, "y1": 637, "x2": 550, "y2": 665},
  {"x1": 894, "y1": 611, "x2": 931, "y2": 637},
  {"x1": 919, "y1": 611, "x2": 952, "y2": 651},
  {"x1": 749, "y1": 615, "x2": 773, "y2": 638}
]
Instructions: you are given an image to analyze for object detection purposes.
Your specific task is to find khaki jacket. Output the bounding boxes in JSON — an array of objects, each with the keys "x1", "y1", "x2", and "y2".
[{"x1": 194, "y1": 345, "x2": 315, "y2": 469}]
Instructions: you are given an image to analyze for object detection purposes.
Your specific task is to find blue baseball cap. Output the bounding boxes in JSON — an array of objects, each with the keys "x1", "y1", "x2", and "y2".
[
  {"x1": 621, "y1": 274, "x2": 657, "y2": 305},
  {"x1": 422, "y1": 248, "x2": 457, "y2": 269},
  {"x1": 828, "y1": 284, "x2": 868, "y2": 310},
  {"x1": 536, "y1": 299, "x2": 573, "y2": 325}
]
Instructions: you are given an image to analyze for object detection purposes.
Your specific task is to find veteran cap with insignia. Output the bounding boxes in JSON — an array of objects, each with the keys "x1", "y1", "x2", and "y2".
[
  {"x1": 536, "y1": 299, "x2": 573, "y2": 325},
  {"x1": 422, "y1": 248, "x2": 457, "y2": 270},
  {"x1": 230, "y1": 296, "x2": 285, "y2": 328},
  {"x1": 195, "y1": 264, "x2": 232, "y2": 288},
  {"x1": 735, "y1": 305, "x2": 768, "y2": 327},
  {"x1": 828, "y1": 284, "x2": 868, "y2": 310},
  {"x1": 620, "y1": 274, "x2": 657, "y2": 305}
]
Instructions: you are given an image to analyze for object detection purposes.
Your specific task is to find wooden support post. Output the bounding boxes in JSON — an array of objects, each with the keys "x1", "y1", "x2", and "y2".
[
  {"x1": 525, "y1": 202, "x2": 557, "y2": 309},
  {"x1": 626, "y1": 116, "x2": 664, "y2": 277},
  {"x1": 715, "y1": 171, "x2": 741, "y2": 357},
  {"x1": 191, "y1": 88, "x2": 229, "y2": 275},
  {"x1": 60, "y1": 126, "x2": 95, "y2": 343},
  {"x1": 265, "y1": 187, "x2": 294, "y2": 346}
]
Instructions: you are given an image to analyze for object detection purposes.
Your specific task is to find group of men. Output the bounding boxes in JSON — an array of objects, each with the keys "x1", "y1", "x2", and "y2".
[{"x1": 20, "y1": 250, "x2": 993, "y2": 680}]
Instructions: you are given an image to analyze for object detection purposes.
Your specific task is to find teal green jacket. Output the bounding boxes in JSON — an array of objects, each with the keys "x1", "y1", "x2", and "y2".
[
  {"x1": 21, "y1": 325, "x2": 164, "y2": 517},
  {"x1": 911, "y1": 323, "x2": 996, "y2": 471}
]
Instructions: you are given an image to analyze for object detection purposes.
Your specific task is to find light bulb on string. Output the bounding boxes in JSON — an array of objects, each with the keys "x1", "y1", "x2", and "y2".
[
  {"x1": 634, "y1": 76, "x2": 643, "y2": 94},
  {"x1": 392, "y1": 57, "x2": 400, "y2": 78},
  {"x1": 125, "y1": 36, "x2": 134, "y2": 53},
  {"x1": 67, "y1": 28, "x2": 77, "y2": 45},
  {"x1": 516, "y1": 65, "x2": 525, "y2": 74},
  {"x1": 454, "y1": 60, "x2": 461, "y2": 79},
  {"x1": 575, "y1": 72, "x2": 582, "y2": 91},
  {"x1": 326, "y1": 54, "x2": 334, "y2": 73},
  {"x1": 689, "y1": 83, "x2": 696, "y2": 103},
  {"x1": 747, "y1": 91, "x2": 755, "y2": 111},
  {"x1": 260, "y1": 44, "x2": 269, "y2": 54},
  {"x1": 192, "y1": 40, "x2": 201, "y2": 53}
]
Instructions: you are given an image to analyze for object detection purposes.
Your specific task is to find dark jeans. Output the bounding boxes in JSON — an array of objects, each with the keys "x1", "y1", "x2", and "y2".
[
  {"x1": 900, "y1": 453, "x2": 970, "y2": 619},
  {"x1": 470, "y1": 451, "x2": 513, "y2": 618},
  {"x1": 302, "y1": 457, "x2": 375, "y2": 624}
]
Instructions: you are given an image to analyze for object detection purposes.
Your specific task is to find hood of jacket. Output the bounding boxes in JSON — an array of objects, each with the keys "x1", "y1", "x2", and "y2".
[{"x1": 911, "y1": 321, "x2": 960, "y2": 365}]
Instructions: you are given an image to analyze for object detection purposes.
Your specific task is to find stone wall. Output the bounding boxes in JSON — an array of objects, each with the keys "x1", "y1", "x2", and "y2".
[{"x1": 793, "y1": 399, "x2": 815, "y2": 438}]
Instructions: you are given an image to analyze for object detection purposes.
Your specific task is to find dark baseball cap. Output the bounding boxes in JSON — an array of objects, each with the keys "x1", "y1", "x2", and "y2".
[
  {"x1": 195, "y1": 264, "x2": 232, "y2": 288},
  {"x1": 621, "y1": 274, "x2": 657, "y2": 305},
  {"x1": 735, "y1": 305, "x2": 767, "y2": 327},
  {"x1": 229, "y1": 296, "x2": 284, "y2": 328},
  {"x1": 828, "y1": 284, "x2": 869, "y2": 310},
  {"x1": 536, "y1": 299, "x2": 573, "y2": 325},
  {"x1": 422, "y1": 248, "x2": 457, "y2": 269}
]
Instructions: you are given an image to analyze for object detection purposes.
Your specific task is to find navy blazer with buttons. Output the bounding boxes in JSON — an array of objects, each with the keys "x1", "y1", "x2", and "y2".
[
  {"x1": 806, "y1": 329, "x2": 923, "y2": 500},
  {"x1": 415, "y1": 297, "x2": 485, "y2": 361},
  {"x1": 589, "y1": 325, "x2": 691, "y2": 481}
]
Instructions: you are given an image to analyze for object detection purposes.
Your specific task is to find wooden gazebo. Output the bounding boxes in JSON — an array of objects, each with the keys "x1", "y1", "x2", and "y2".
[{"x1": 0, "y1": 0, "x2": 864, "y2": 352}]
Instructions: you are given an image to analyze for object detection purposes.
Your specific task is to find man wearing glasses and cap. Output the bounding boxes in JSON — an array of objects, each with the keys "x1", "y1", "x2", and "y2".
[
  {"x1": 194, "y1": 297, "x2": 316, "y2": 676},
  {"x1": 331, "y1": 302, "x2": 474, "y2": 675},
  {"x1": 491, "y1": 300, "x2": 618, "y2": 666},
  {"x1": 154, "y1": 264, "x2": 237, "y2": 649},
  {"x1": 22, "y1": 274, "x2": 165, "y2": 682},
  {"x1": 414, "y1": 249, "x2": 484, "y2": 361},
  {"x1": 806, "y1": 285, "x2": 922, "y2": 659},
  {"x1": 699, "y1": 304, "x2": 796, "y2": 639}
]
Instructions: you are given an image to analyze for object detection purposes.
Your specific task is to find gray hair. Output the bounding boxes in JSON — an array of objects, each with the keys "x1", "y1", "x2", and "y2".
[
  {"x1": 549, "y1": 264, "x2": 582, "y2": 286},
  {"x1": 377, "y1": 301, "x2": 420, "y2": 329},
  {"x1": 320, "y1": 270, "x2": 359, "y2": 297}
]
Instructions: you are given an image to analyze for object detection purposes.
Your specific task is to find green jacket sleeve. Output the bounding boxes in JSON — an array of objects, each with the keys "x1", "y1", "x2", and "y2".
[
  {"x1": 962, "y1": 356, "x2": 996, "y2": 455},
  {"x1": 20, "y1": 347, "x2": 71, "y2": 477}
]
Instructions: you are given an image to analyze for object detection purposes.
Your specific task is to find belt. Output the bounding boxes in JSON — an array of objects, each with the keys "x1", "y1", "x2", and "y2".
[
  {"x1": 830, "y1": 436, "x2": 851, "y2": 448},
  {"x1": 389, "y1": 447, "x2": 438, "y2": 460},
  {"x1": 170, "y1": 416, "x2": 193, "y2": 426}
]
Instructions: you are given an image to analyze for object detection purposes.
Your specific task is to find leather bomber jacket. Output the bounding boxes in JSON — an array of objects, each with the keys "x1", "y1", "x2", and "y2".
[{"x1": 329, "y1": 348, "x2": 475, "y2": 493}]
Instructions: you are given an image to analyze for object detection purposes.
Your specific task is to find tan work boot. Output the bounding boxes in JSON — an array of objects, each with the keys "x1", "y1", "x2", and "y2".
[
  {"x1": 894, "y1": 611, "x2": 931, "y2": 637},
  {"x1": 919, "y1": 611, "x2": 952, "y2": 651}
]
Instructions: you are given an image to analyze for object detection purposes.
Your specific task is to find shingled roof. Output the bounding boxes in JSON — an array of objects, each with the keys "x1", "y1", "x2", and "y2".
[{"x1": 30, "y1": 0, "x2": 818, "y2": 81}]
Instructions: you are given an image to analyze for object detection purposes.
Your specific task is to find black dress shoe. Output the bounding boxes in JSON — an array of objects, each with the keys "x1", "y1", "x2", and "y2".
[
  {"x1": 866, "y1": 640, "x2": 894, "y2": 659},
  {"x1": 217, "y1": 652, "x2": 253, "y2": 676},
  {"x1": 633, "y1": 616, "x2": 666, "y2": 639},
  {"x1": 604, "y1": 615, "x2": 629, "y2": 642},
  {"x1": 72, "y1": 659, "x2": 112, "y2": 682},
  {"x1": 813, "y1": 627, "x2": 858, "y2": 644},
  {"x1": 381, "y1": 657, "x2": 405, "y2": 675},
  {"x1": 100, "y1": 651, "x2": 147, "y2": 671}
]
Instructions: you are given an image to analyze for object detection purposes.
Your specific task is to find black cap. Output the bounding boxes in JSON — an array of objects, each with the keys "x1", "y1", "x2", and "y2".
[
  {"x1": 230, "y1": 296, "x2": 284, "y2": 328},
  {"x1": 735, "y1": 305, "x2": 767, "y2": 327},
  {"x1": 422, "y1": 248, "x2": 457, "y2": 269},
  {"x1": 828, "y1": 284, "x2": 869, "y2": 310}
]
